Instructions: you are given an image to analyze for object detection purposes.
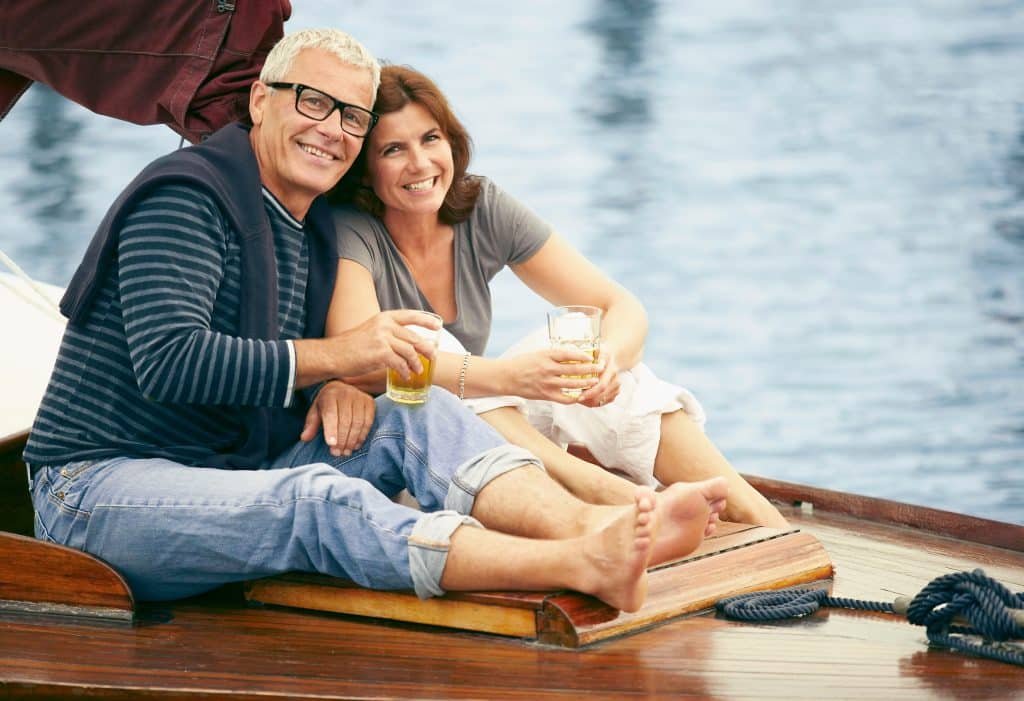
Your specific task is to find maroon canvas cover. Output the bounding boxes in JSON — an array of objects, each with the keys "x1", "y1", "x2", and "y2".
[{"x1": 0, "y1": 0, "x2": 291, "y2": 143}]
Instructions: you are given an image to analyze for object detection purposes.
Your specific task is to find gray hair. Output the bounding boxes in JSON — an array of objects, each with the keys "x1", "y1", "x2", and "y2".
[{"x1": 260, "y1": 28, "x2": 381, "y2": 94}]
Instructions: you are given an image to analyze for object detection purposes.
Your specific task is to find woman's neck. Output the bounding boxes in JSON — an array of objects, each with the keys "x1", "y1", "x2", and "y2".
[{"x1": 382, "y1": 208, "x2": 446, "y2": 256}]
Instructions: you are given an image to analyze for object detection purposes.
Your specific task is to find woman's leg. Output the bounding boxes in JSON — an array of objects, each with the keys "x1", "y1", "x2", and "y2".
[
  {"x1": 653, "y1": 410, "x2": 789, "y2": 528},
  {"x1": 478, "y1": 405, "x2": 634, "y2": 505}
]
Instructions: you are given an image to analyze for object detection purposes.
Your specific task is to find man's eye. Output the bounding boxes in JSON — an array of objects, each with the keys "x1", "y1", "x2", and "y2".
[{"x1": 302, "y1": 96, "x2": 329, "y2": 112}]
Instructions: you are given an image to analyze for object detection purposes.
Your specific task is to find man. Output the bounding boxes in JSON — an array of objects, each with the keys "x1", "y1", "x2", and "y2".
[{"x1": 24, "y1": 28, "x2": 728, "y2": 613}]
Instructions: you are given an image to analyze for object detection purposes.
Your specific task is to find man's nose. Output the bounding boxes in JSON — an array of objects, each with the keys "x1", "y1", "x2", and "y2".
[{"x1": 315, "y1": 111, "x2": 346, "y2": 140}]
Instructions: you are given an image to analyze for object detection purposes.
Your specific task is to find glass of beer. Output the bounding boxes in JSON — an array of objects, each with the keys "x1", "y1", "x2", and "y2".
[
  {"x1": 547, "y1": 305, "x2": 602, "y2": 397},
  {"x1": 386, "y1": 312, "x2": 443, "y2": 405}
]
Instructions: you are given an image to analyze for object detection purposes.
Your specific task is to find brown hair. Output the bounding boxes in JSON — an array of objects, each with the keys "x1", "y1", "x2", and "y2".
[{"x1": 328, "y1": 64, "x2": 481, "y2": 224}]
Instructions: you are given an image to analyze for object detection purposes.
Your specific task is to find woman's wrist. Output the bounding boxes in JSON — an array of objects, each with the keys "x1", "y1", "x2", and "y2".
[
  {"x1": 457, "y1": 353, "x2": 471, "y2": 400},
  {"x1": 492, "y1": 356, "x2": 516, "y2": 396}
]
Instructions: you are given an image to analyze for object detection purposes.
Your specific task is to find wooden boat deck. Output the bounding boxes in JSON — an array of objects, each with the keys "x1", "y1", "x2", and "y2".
[{"x1": 1, "y1": 432, "x2": 1022, "y2": 699}]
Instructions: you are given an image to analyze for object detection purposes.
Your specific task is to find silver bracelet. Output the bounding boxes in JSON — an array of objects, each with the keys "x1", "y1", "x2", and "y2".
[{"x1": 458, "y1": 353, "x2": 471, "y2": 400}]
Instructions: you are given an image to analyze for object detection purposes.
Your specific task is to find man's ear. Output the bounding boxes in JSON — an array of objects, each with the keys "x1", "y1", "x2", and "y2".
[{"x1": 249, "y1": 81, "x2": 268, "y2": 126}]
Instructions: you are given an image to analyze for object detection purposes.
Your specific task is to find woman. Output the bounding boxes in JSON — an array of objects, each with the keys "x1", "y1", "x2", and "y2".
[{"x1": 326, "y1": 65, "x2": 786, "y2": 528}]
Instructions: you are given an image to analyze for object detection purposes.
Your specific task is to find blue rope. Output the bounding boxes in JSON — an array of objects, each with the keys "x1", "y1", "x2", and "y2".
[{"x1": 715, "y1": 568, "x2": 1024, "y2": 666}]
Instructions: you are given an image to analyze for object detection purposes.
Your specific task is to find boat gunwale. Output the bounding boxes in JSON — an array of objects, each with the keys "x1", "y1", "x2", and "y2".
[
  {"x1": 744, "y1": 473, "x2": 1023, "y2": 553},
  {"x1": 2, "y1": 428, "x2": 1019, "y2": 552}
]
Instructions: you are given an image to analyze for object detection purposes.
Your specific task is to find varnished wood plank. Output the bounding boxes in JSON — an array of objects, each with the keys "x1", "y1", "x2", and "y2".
[
  {"x1": 0, "y1": 531, "x2": 134, "y2": 620},
  {"x1": 245, "y1": 576, "x2": 537, "y2": 637},
  {"x1": 1, "y1": 503, "x2": 1023, "y2": 699},
  {"x1": 246, "y1": 526, "x2": 834, "y2": 648},
  {"x1": 747, "y1": 473, "x2": 1024, "y2": 552},
  {"x1": 540, "y1": 531, "x2": 834, "y2": 647}
]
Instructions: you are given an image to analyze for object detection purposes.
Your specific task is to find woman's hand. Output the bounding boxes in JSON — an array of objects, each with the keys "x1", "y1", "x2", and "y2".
[
  {"x1": 502, "y1": 348, "x2": 604, "y2": 403},
  {"x1": 300, "y1": 380, "x2": 376, "y2": 457},
  {"x1": 576, "y1": 347, "x2": 622, "y2": 408}
]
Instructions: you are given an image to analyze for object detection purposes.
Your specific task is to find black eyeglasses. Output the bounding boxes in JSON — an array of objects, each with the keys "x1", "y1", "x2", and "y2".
[{"x1": 267, "y1": 82, "x2": 379, "y2": 137}]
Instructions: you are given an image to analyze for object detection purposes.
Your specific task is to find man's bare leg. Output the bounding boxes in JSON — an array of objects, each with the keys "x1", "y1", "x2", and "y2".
[
  {"x1": 440, "y1": 488, "x2": 658, "y2": 612},
  {"x1": 470, "y1": 463, "x2": 726, "y2": 566},
  {"x1": 479, "y1": 407, "x2": 632, "y2": 505},
  {"x1": 654, "y1": 411, "x2": 789, "y2": 528}
]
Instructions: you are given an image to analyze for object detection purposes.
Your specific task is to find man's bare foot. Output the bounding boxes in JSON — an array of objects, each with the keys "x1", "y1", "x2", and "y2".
[
  {"x1": 576, "y1": 487, "x2": 658, "y2": 612},
  {"x1": 648, "y1": 477, "x2": 729, "y2": 567}
]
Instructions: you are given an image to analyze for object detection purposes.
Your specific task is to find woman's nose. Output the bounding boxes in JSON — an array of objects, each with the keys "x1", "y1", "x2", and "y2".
[{"x1": 408, "y1": 145, "x2": 429, "y2": 169}]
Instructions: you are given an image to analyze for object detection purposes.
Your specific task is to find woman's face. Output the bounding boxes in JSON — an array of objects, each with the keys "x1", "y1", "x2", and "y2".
[{"x1": 365, "y1": 102, "x2": 454, "y2": 218}]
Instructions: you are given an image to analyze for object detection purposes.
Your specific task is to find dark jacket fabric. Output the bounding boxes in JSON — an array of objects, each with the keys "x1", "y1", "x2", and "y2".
[
  {"x1": 0, "y1": 1, "x2": 290, "y2": 143},
  {"x1": 60, "y1": 122, "x2": 337, "y2": 467}
]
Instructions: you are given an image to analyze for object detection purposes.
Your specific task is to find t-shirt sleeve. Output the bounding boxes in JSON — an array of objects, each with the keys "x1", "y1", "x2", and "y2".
[
  {"x1": 475, "y1": 178, "x2": 553, "y2": 269},
  {"x1": 333, "y1": 205, "x2": 380, "y2": 276}
]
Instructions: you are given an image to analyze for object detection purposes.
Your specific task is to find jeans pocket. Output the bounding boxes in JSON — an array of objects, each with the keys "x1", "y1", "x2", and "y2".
[
  {"x1": 33, "y1": 460, "x2": 107, "y2": 547},
  {"x1": 47, "y1": 460, "x2": 105, "y2": 510}
]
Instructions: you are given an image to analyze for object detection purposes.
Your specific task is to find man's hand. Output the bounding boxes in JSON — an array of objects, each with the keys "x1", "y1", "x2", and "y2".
[
  {"x1": 300, "y1": 381, "x2": 376, "y2": 457},
  {"x1": 331, "y1": 310, "x2": 441, "y2": 379},
  {"x1": 296, "y1": 310, "x2": 443, "y2": 389}
]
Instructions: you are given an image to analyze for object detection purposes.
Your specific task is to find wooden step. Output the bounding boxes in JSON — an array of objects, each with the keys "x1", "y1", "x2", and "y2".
[{"x1": 244, "y1": 523, "x2": 834, "y2": 647}]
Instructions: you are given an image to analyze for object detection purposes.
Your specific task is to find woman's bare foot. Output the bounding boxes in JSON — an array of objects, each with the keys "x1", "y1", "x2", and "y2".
[
  {"x1": 647, "y1": 477, "x2": 729, "y2": 566},
  {"x1": 576, "y1": 487, "x2": 658, "y2": 612}
]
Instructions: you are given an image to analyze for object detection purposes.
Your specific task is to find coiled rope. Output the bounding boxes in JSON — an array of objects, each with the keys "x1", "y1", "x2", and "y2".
[{"x1": 716, "y1": 568, "x2": 1024, "y2": 666}]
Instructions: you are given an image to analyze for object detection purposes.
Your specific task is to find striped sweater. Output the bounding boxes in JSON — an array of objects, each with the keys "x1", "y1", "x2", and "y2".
[{"x1": 24, "y1": 184, "x2": 311, "y2": 467}]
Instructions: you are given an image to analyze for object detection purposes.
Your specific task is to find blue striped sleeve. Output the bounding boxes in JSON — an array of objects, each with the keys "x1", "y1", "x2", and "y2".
[{"x1": 117, "y1": 185, "x2": 294, "y2": 408}]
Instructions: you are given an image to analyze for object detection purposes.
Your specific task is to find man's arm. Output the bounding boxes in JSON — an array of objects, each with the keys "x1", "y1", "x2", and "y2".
[
  {"x1": 118, "y1": 184, "x2": 298, "y2": 408},
  {"x1": 117, "y1": 184, "x2": 441, "y2": 407},
  {"x1": 291, "y1": 310, "x2": 442, "y2": 390}
]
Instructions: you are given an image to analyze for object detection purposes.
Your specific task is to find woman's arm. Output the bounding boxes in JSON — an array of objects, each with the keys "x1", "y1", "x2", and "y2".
[
  {"x1": 510, "y1": 233, "x2": 649, "y2": 405},
  {"x1": 327, "y1": 258, "x2": 600, "y2": 401},
  {"x1": 325, "y1": 259, "x2": 389, "y2": 393}
]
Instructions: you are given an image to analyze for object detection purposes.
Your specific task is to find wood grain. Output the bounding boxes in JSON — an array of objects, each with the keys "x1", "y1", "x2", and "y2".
[
  {"x1": 246, "y1": 527, "x2": 834, "y2": 648},
  {"x1": 746, "y1": 473, "x2": 1024, "y2": 552},
  {"x1": 1, "y1": 503, "x2": 1022, "y2": 699},
  {"x1": 0, "y1": 531, "x2": 134, "y2": 620}
]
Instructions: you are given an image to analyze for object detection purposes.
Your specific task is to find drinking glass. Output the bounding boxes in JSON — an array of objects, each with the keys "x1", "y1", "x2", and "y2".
[
  {"x1": 546, "y1": 305, "x2": 602, "y2": 397},
  {"x1": 386, "y1": 312, "x2": 443, "y2": 404}
]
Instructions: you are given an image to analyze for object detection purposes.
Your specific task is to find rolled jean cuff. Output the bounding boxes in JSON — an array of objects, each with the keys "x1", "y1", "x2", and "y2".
[
  {"x1": 408, "y1": 511, "x2": 482, "y2": 599},
  {"x1": 444, "y1": 444, "x2": 544, "y2": 515}
]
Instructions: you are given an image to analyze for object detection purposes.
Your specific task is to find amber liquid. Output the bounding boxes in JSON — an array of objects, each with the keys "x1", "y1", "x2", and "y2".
[
  {"x1": 554, "y1": 341, "x2": 598, "y2": 397},
  {"x1": 386, "y1": 353, "x2": 435, "y2": 404}
]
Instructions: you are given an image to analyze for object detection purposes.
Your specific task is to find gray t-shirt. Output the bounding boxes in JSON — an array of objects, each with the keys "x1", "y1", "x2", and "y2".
[{"x1": 333, "y1": 177, "x2": 552, "y2": 355}]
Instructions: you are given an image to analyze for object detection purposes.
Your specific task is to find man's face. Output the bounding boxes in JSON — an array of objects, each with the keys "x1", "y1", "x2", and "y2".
[{"x1": 249, "y1": 48, "x2": 375, "y2": 219}]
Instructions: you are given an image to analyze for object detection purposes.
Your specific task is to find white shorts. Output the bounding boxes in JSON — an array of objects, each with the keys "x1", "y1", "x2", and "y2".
[{"x1": 441, "y1": 328, "x2": 707, "y2": 488}]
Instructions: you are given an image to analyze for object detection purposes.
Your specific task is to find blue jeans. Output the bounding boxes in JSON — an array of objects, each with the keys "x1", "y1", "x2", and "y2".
[{"x1": 30, "y1": 389, "x2": 540, "y2": 601}]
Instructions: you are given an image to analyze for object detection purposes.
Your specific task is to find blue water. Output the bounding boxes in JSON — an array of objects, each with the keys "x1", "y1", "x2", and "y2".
[{"x1": 1, "y1": 1, "x2": 1022, "y2": 524}]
